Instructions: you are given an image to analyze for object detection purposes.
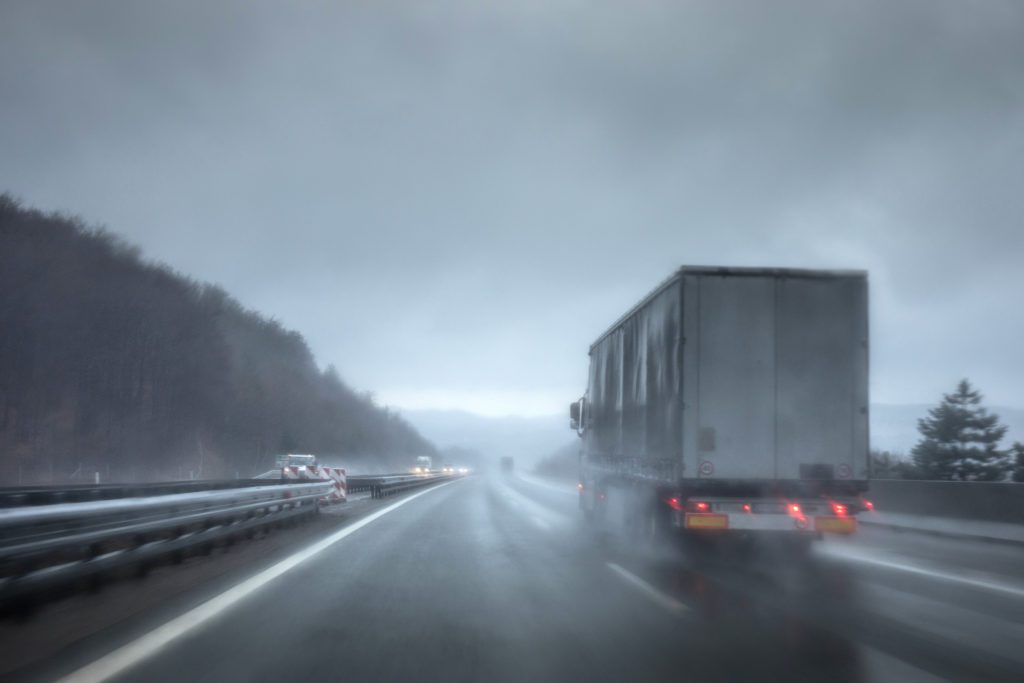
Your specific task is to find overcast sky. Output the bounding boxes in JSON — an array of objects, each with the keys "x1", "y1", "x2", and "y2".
[{"x1": 2, "y1": 1, "x2": 1022, "y2": 416}]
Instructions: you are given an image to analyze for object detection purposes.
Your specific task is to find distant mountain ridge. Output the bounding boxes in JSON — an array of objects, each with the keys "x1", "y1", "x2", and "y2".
[
  {"x1": 398, "y1": 409, "x2": 568, "y2": 469},
  {"x1": 402, "y1": 403, "x2": 1024, "y2": 468}
]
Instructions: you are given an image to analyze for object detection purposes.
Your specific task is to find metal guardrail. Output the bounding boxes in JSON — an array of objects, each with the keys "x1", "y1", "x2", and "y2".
[
  {"x1": 0, "y1": 479, "x2": 297, "y2": 509},
  {"x1": 0, "y1": 480, "x2": 332, "y2": 611},
  {"x1": 0, "y1": 471, "x2": 460, "y2": 613},
  {"x1": 347, "y1": 472, "x2": 455, "y2": 499}
]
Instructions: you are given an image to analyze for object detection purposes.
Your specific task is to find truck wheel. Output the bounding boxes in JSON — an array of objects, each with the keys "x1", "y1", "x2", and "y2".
[{"x1": 632, "y1": 501, "x2": 672, "y2": 555}]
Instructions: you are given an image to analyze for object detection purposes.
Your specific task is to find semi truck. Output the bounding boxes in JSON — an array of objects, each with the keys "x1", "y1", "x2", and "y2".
[{"x1": 570, "y1": 267, "x2": 870, "y2": 545}]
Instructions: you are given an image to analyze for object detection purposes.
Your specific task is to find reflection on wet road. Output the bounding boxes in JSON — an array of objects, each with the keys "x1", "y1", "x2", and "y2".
[{"x1": 31, "y1": 472, "x2": 1024, "y2": 682}]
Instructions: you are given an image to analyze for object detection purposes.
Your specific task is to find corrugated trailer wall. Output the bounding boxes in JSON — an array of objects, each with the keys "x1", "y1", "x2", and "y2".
[{"x1": 586, "y1": 278, "x2": 683, "y2": 474}]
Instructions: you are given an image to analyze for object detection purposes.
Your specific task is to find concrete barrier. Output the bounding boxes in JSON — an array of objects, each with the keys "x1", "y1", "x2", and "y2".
[
  {"x1": 865, "y1": 479, "x2": 1024, "y2": 524},
  {"x1": 281, "y1": 466, "x2": 347, "y2": 504}
]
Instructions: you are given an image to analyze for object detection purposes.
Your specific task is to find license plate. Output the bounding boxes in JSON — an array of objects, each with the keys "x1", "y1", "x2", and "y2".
[
  {"x1": 815, "y1": 516, "x2": 857, "y2": 534},
  {"x1": 685, "y1": 513, "x2": 729, "y2": 530}
]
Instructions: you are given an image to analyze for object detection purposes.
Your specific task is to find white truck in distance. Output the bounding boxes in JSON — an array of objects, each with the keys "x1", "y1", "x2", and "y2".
[{"x1": 571, "y1": 267, "x2": 871, "y2": 545}]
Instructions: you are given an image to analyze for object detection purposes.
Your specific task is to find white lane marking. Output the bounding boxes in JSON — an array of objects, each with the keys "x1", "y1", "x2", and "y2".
[
  {"x1": 494, "y1": 477, "x2": 572, "y2": 530},
  {"x1": 820, "y1": 545, "x2": 1024, "y2": 599},
  {"x1": 860, "y1": 645, "x2": 948, "y2": 683},
  {"x1": 58, "y1": 479, "x2": 462, "y2": 683},
  {"x1": 517, "y1": 472, "x2": 578, "y2": 496},
  {"x1": 530, "y1": 515, "x2": 552, "y2": 531},
  {"x1": 606, "y1": 562, "x2": 688, "y2": 617}
]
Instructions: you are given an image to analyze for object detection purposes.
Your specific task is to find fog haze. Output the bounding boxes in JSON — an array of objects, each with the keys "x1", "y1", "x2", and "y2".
[{"x1": 2, "y1": 0, "x2": 1022, "y2": 415}]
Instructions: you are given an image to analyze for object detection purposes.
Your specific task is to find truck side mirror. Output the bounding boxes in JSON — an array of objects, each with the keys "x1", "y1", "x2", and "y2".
[{"x1": 569, "y1": 398, "x2": 585, "y2": 436}]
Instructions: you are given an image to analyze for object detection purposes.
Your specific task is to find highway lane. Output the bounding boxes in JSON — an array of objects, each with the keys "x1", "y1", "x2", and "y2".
[
  {"x1": 24, "y1": 472, "x2": 1024, "y2": 682},
  {"x1": 511, "y1": 472, "x2": 1024, "y2": 681}
]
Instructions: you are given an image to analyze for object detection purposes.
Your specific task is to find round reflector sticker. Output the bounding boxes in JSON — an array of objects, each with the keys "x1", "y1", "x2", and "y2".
[
  {"x1": 837, "y1": 464, "x2": 852, "y2": 479},
  {"x1": 699, "y1": 461, "x2": 714, "y2": 476}
]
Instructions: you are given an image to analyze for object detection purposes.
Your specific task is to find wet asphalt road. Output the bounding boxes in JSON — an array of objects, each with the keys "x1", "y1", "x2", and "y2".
[{"x1": 23, "y1": 472, "x2": 1024, "y2": 682}]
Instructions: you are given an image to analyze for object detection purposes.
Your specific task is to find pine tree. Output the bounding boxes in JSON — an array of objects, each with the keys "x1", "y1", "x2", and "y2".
[
  {"x1": 1011, "y1": 442, "x2": 1024, "y2": 483},
  {"x1": 911, "y1": 380, "x2": 1009, "y2": 481}
]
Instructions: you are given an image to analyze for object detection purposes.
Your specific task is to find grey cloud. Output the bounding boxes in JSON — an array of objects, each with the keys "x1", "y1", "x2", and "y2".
[{"x1": 1, "y1": 0, "x2": 1022, "y2": 413}]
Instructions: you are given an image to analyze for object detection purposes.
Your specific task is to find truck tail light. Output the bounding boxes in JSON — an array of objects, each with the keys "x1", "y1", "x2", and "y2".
[
  {"x1": 666, "y1": 497, "x2": 683, "y2": 511},
  {"x1": 788, "y1": 503, "x2": 801, "y2": 516},
  {"x1": 863, "y1": 500, "x2": 874, "y2": 511},
  {"x1": 831, "y1": 503, "x2": 848, "y2": 517},
  {"x1": 693, "y1": 501, "x2": 710, "y2": 512},
  {"x1": 741, "y1": 503, "x2": 752, "y2": 513}
]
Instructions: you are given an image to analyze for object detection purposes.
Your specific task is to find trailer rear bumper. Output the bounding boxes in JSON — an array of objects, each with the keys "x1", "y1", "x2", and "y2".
[
  {"x1": 680, "y1": 512, "x2": 856, "y2": 534},
  {"x1": 675, "y1": 497, "x2": 859, "y2": 535}
]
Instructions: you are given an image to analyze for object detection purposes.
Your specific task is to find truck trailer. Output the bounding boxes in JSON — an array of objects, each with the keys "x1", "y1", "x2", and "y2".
[{"x1": 570, "y1": 267, "x2": 870, "y2": 543}]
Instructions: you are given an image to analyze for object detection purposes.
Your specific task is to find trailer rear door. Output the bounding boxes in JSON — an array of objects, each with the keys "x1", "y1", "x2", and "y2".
[
  {"x1": 775, "y1": 276, "x2": 868, "y2": 481},
  {"x1": 692, "y1": 275, "x2": 776, "y2": 479},
  {"x1": 685, "y1": 271, "x2": 868, "y2": 481}
]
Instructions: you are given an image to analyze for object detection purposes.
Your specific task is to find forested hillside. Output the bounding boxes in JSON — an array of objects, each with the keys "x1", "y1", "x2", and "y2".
[{"x1": 0, "y1": 196, "x2": 435, "y2": 484}]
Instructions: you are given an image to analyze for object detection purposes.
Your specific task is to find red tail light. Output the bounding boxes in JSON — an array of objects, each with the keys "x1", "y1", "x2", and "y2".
[
  {"x1": 863, "y1": 500, "x2": 874, "y2": 511},
  {"x1": 788, "y1": 503, "x2": 802, "y2": 516},
  {"x1": 694, "y1": 501, "x2": 710, "y2": 512},
  {"x1": 742, "y1": 503, "x2": 752, "y2": 513},
  {"x1": 667, "y1": 497, "x2": 683, "y2": 511},
  {"x1": 831, "y1": 503, "x2": 848, "y2": 517}
]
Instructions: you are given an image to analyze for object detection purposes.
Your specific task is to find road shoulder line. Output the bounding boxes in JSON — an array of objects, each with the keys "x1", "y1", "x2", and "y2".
[{"x1": 820, "y1": 545, "x2": 1024, "y2": 599}]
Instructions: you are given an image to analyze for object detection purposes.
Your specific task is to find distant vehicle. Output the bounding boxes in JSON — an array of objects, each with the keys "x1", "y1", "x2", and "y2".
[
  {"x1": 442, "y1": 463, "x2": 454, "y2": 474},
  {"x1": 500, "y1": 456, "x2": 514, "y2": 473},
  {"x1": 413, "y1": 456, "x2": 433, "y2": 474},
  {"x1": 275, "y1": 454, "x2": 316, "y2": 469},
  {"x1": 572, "y1": 267, "x2": 870, "y2": 546}
]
